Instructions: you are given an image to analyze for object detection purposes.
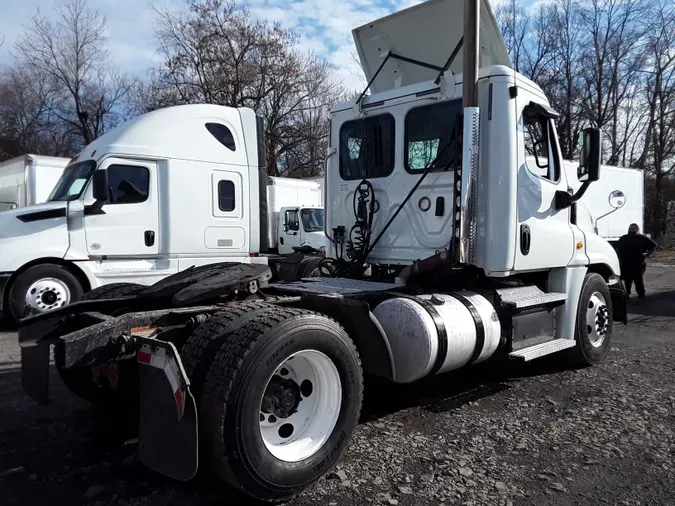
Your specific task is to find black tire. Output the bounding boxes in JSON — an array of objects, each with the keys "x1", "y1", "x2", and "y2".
[
  {"x1": 569, "y1": 273, "x2": 613, "y2": 366},
  {"x1": 6, "y1": 263, "x2": 84, "y2": 325},
  {"x1": 81, "y1": 282, "x2": 145, "y2": 301},
  {"x1": 54, "y1": 282, "x2": 145, "y2": 405},
  {"x1": 297, "y1": 257, "x2": 322, "y2": 279},
  {"x1": 197, "y1": 307, "x2": 363, "y2": 502}
]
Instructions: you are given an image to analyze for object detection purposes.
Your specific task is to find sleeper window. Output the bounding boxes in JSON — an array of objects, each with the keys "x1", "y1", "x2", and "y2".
[
  {"x1": 106, "y1": 164, "x2": 150, "y2": 204},
  {"x1": 206, "y1": 123, "x2": 236, "y2": 151},
  {"x1": 218, "y1": 180, "x2": 235, "y2": 212}
]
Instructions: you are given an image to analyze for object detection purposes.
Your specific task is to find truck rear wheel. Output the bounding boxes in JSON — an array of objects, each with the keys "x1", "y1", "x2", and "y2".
[
  {"x1": 199, "y1": 307, "x2": 363, "y2": 502},
  {"x1": 569, "y1": 273, "x2": 613, "y2": 366},
  {"x1": 6, "y1": 263, "x2": 84, "y2": 324},
  {"x1": 55, "y1": 283, "x2": 145, "y2": 405}
]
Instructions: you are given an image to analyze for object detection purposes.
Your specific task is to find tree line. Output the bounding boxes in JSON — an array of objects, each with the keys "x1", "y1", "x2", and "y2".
[
  {"x1": 496, "y1": 0, "x2": 675, "y2": 239},
  {"x1": 0, "y1": 0, "x2": 344, "y2": 178},
  {"x1": 1, "y1": 0, "x2": 674, "y2": 238}
]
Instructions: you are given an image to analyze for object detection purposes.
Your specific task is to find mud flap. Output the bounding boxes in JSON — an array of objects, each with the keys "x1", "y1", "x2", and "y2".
[{"x1": 136, "y1": 337, "x2": 198, "y2": 481}]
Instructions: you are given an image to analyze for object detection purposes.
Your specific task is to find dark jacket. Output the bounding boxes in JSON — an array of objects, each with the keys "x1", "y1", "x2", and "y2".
[{"x1": 617, "y1": 233, "x2": 657, "y2": 270}]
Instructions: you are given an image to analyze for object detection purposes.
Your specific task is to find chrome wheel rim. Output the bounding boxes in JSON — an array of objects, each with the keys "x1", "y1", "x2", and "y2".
[
  {"x1": 586, "y1": 292, "x2": 609, "y2": 347},
  {"x1": 25, "y1": 278, "x2": 71, "y2": 313}
]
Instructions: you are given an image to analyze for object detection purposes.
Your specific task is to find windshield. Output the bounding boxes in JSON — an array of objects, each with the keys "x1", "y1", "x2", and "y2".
[
  {"x1": 301, "y1": 208, "x2": 324, "y2": 232},
  {"x1": 48, "y1": 160, "x2": 96, "y2": 202}
]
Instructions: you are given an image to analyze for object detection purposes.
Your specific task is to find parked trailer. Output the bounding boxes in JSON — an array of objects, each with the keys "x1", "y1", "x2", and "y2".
[
  {"x1": 0, "y1": 112, "x2": 327, "y2": 324},
  {"x1": 564, "y1": 160, "x2": 644, "y2": 245},
  {"x1": 18, "y1": 0, "x2": 627, "y2": 503},
  {"x1": 0, "y1": 154, "x2": 69, "y2": 211}
]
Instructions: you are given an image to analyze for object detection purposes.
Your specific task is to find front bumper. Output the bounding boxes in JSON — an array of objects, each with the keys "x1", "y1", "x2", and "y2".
[{"x1": 0, "y1": 272, "x2": 12, "y2": 312}]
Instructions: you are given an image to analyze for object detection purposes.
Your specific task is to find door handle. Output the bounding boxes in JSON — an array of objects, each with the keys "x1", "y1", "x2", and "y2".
[
  {"x1": 520, "y1": 224, "x2": 531, "y2": 255},
  {"x1": 145, "y1": 230, "x2": 155, "y2": 247}
]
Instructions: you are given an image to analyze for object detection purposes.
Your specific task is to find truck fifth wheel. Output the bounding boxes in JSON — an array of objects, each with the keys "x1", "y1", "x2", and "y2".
[{"x1": 18, "y1": 0, "x2": 628, "y2": 503}]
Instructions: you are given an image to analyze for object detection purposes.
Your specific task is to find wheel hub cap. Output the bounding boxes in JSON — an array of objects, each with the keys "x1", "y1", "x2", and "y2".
[
  {"x1": 25, "y1": 278, "x2": 71, "y2": 313},
  {"x1": 586, "y1": 292, "x2": 609, "y2": 348},
  {"x1": 259, "y1": 349, "x2": 342, "y2": 463}
]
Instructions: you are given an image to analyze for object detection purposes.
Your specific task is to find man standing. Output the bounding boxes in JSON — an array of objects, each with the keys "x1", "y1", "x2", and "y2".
[{"x1": 617, "y1": 223, "x2": 658, "y2": 299}]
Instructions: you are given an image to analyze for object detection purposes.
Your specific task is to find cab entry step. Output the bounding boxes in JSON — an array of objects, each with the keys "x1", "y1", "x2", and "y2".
[
  {"x1": 509, "y1": 338, "x2": 576, "y2": 361},
  {"x1": 496, "y1": 286, "x2": 567, "y2": 309}
]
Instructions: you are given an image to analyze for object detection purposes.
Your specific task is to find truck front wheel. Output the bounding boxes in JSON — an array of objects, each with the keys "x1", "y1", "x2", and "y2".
[
  {"x1": 569, "y1": 273, "x2": 613, "y2": 366},
  {"x1": 200, "y1": 308, "x2": 363, "y2": 502},
  {"x1": 6, "y1": 263, "x2": 84, "y2": 324}
]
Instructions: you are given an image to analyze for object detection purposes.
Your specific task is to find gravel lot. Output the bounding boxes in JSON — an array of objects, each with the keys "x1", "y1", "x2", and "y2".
[{"x1": 1, "y1": 263, "x2": 674, "y2": 506}]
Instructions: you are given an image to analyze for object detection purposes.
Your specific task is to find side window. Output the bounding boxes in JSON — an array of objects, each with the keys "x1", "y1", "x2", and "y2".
[
  {"x1": 218, "y1": 179, "x2": 235, "y2": 212},
  {"x1": 523, "y1": 114, "x2": 559, "y2": 182},
  {"x1": 106, "y1": 165, "x2": 150, "y2": 204},
  {"x1": 206, "y1": 122, "x2": 236, "y2": 151},
  {"x1": 405, "y1": 99, "x2": 462, "y2": 172},
  {"x1": 339, "y1": 114, "x2": 395, "y2": 180},
  {"x1": 286, "y1": 210, "x2": 300, "y2": 232}
]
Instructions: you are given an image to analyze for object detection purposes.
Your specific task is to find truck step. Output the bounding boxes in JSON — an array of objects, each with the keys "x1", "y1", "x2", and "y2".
[
  {"x1": 509, "y1": 338, "x2": 576, "y2": 361},
  {"x1": 496, "y1": 286, "x2": 567, "y2": 309}
]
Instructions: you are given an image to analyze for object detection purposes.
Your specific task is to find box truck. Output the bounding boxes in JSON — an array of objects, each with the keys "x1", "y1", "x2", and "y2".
[{"x1": 0, "y1": 154, "x2": 70, "y2": 211}]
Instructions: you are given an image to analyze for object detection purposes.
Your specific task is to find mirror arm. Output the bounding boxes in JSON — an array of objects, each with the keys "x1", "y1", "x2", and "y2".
[{"x1": 556, "y1": 180, "x2": 592, "y2": 210}]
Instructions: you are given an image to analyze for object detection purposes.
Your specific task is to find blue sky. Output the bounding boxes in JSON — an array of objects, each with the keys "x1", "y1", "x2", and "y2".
[{"x1": 0, "y1": 0, "x2": 505, "y2": 91}]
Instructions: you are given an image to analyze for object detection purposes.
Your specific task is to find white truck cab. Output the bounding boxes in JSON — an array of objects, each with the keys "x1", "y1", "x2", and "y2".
[{"x1": 0, "y1": 105, "x2": 326, "y2": 323}]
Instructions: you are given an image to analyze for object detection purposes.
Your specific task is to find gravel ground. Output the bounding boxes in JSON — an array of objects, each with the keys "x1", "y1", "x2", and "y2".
[{"x1": 1, "y1": 263, "x2": 674, "y2": 506}]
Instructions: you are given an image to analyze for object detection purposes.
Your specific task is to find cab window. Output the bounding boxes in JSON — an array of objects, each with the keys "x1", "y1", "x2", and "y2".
[
  {"x1": 339, "y1": 114, "x2": 395, "y2": 180},
  {"x1": 106, "y1": 164, "x2": 150, "y2": 204},
  {"x1": 405, "y1": 99, "x2": 462, "y2": 172},
  {"x1": 523, "y1": 112, "x2": 559, "y2": 182}
]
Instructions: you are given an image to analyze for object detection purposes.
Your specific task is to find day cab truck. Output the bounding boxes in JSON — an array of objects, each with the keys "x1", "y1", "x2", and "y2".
[
  {"x1": 18, "y1": 0, "x2": 627, "y2": 503},
  {"x1": 0, "y1": 108, "x2": 327, "y2": 324},
  {"x1": 0, "y1": 154, "x2": 69, "y2": 211}
]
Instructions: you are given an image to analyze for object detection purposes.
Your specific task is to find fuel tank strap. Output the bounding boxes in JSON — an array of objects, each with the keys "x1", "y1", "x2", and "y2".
[{"x1": 450, "y1": 293, "x2": 485, "y2": 365}]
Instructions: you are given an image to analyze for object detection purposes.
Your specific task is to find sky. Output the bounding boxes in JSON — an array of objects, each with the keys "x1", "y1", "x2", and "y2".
[{"x1": 0, "y1": 0, "x2": 507, "y2": 92}]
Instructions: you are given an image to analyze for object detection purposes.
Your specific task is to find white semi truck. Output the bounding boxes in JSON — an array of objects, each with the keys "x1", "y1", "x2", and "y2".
[
  {"x1": 18, "y1": 0, "x2": 627, "y2": 503},
  {"x1": 0, "y1": 111, "x2": 328, "y2": 324},
  {"x1": 0, "y1": 154, "x2": 70, "y2": 211}
]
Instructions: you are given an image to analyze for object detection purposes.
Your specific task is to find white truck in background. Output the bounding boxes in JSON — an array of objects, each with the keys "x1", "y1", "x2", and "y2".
[
  {"x1": 0, "y1": 108, "x2": 327, "y2": 323},
  {"x1": 0, "y1": 154, "x2": 70, "y2": 211},
  {"x1": 565, "y1": 160, "x2": 644, "y2": 245}
]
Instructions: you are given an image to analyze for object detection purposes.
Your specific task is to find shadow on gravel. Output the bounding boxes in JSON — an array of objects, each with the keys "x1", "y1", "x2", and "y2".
[
  {"x1": 626, "y1": 290, "x2": 675, "y2": 320},
  {"x1": 361, "y1": 354, "x2": 578, "y2": 422}
]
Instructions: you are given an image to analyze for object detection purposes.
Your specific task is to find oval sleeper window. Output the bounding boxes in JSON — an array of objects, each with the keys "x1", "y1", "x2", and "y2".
[{"x1": 206, "y1": 122, "x2": 236, "y2": 151}]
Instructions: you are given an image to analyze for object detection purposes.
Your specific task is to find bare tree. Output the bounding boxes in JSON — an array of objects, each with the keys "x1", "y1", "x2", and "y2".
[
  {"x1": 14, "y1": 0, "x2": 133, "y2": 147},
  {"x1": 147, "y1": 0, "x2": 344, "y2": 177}
]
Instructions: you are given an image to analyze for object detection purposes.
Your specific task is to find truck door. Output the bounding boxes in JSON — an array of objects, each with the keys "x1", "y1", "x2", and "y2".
[
  {"x1": 514, "y1": 103, "x2": 574, "y2": 270},
  {"x1": 279, "y1": 207, "x2": 301, "y2": 254},
  {"x1": 84, "y1": 158, "x2": 160, "y2": 257}
]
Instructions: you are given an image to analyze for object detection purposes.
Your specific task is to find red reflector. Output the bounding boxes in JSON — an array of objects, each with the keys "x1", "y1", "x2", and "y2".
[
  {"x1": 174, "y1": 389, "x2": 184, "y2": 420},
  {"x1": 138, "y1": 351, "x2": 152, "y2": 364}
]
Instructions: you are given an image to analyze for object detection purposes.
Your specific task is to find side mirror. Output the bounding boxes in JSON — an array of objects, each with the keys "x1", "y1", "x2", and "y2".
[
  {"x1": 92, "y1": 170, "x2": 109, "y2": 202},
  {"x1": 577, "y1": 127, "x2": 602, "y2": 182},
  {"x1": 608, "y1": 190, "x2": 626, "y2": 209}
]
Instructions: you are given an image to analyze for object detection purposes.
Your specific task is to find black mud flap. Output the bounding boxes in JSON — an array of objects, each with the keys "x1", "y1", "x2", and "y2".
[
  {"x1": 20, "y1": 344, "x2": 51, "y2": 404},
  {"x1": 609, "y1": 283, "x2": 627, "y2": 325},
  {"x1": 136, "y1": 337, "x2": 198, "y2": 481}
]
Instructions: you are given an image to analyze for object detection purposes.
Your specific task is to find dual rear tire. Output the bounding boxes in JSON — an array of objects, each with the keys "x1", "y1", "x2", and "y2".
[{"x1": 181, "y1": 305, "x2": 363, "y2": 502}]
